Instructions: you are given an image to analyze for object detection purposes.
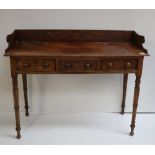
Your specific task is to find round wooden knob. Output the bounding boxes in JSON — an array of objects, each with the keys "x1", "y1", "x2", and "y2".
[
  {"x1": 42, "y1": 62, "x2": 49, "y2": 68},
  {"x1": 126, "y1": 62, "x2": 132, "y2": 69},
  {"x1": 85, "y1": 63, "x2": 91, "y2": 69},
  {"x1": 65, "y1": 63, "x2": 71, "y2": 69},
  {"x1": 23, "y1": 63, "x2": 29, "y2": 68},
  {"x1": 107, "y1": 62, "x2": 113, "y2": 69}
]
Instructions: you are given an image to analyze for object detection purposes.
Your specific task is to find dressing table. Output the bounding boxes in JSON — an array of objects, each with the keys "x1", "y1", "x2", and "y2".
[{"x1": 4, "y1": 30, "x2": 149, "y2": 139}]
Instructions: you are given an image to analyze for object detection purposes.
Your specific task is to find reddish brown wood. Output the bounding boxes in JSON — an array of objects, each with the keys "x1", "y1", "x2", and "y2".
[
  {"x1": 5, "y1": 30, "x2": 149, "y2": 57},
  {"x1": 59, "y1": 59, "x2": 99, "y2": 73},
  {"x1": 130, "y1": 57, "x2": 143, "y2": 136},
  {"x1": 100, "y1": 58, "x2": 138, "y2": 73},
  {"x1": 132, "y1": 31, "x2": 148, "y2": 53},
  {"x1": 4, "y1": 30, "x2": 148, "y2": 139},
  {"x1": 17, "y1": 59, "x2": 56, "y2": 73},
  {"x1": 10, "y1": 57, "x2": 21, "y2": 139},
  {"x1": 12, "y1": 75, "x2": 21, "y2": 139},
  {"x1": 5, "y1": 42, "x2": 148, "y2": 57},
  {"x1": 130, "y1": 75, "x2": 141, "y2": 136},
  {"x1": 8, "y1": 30, "x2": 134, "y2": 42},
  {"x1": 121, "y1": 74, "x2": 128, "y2": 114},
  {"x1": 22, "y1": 74, "x2": 29, "y2": 116}
]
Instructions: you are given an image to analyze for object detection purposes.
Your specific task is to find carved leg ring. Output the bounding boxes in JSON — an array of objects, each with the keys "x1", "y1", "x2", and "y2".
[
  {"x1": 130, "y1": 75, "x2": 141, "y2": 136},
  {"x1": 22, "y1": 74, "x2": 29, "y2": 116},
  {"x1": 12, "y1": 75, "x2": 21, "y2": 139},
  {"x1": 121, "y1": 74, "x2": 128, "y2": 114}
]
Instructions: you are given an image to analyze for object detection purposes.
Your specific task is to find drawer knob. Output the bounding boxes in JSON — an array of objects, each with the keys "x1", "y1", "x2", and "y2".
[
  {"x1": 65, "y1": 63, "x2": 71, "y2": 69},
  {"x1": 126, "y1": 62, "x2": 132, "y2": 69},
  {"x1": 107, "y1": 62, "x2": 113, "y2": 69},
  {"x1": 42, "y1": 62, "x2": 49, "y2": 68},
  {"x1": 85, "y1": 63, "x2": 91, "y2": 69},
  {"x1": 23, "y1": 63, "x2": 30, "y2": 68}
]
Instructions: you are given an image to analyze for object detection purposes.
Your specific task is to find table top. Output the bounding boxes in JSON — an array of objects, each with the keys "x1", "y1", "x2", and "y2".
[
  {"x1": 5, "y1": 41, "x2": 147, "y2": 57},
  {"x1": 4, "y1": 30, "x2": 149, "y2": 57}
]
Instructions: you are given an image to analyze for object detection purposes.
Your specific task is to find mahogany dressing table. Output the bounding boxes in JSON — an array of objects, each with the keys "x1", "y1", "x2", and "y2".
[{"x1": 4, "y1": 30, "x2": 149, "y2": 139}]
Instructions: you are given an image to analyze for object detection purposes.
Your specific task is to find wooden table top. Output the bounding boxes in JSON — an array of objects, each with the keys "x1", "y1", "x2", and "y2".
[
  {"x1": 5, "y1": 41, "x2": 147, "y2": 57},
  {"x1": 4, "y1": 30, "x2": 149, "y2": 57}
]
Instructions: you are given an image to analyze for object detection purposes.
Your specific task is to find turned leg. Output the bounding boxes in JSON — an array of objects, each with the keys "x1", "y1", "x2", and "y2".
[
  {"x1": 130, "y1": 75, "x2": 141, "y2": 136},
  {"x1": 22, "y1": 74, "x2": 29, "y2": 116},
  {"x1": 121, "y1": 74, "x2": 128, "y2": 114},
  {"x1": 12, "y1": 74, "x2": 21, "y2": 139}
]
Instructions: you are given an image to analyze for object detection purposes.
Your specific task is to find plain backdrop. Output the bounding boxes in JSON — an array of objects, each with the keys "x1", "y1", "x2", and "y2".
[{"x1": 0, "y1": 9, "x2": 154, "y2": 114}]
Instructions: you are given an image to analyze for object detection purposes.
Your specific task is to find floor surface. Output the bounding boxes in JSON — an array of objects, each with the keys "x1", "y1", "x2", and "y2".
[{"x1": 0, "y1": 113, "x2": 155, "y2": 144}]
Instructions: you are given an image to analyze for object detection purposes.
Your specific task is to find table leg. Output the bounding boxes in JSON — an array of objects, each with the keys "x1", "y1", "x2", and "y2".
[
  {"x1": 22, "y1": 74, "x2": 29, "y2": 116},
  {"x1": 121, "y1": 74, "x2": 128, "y2": 114},
  {"x1": 12, "y1": 74, "x2": 21, "y2": 139},
  {"x1": 130, "y1": 74, "x2": 141, "y2": 136}
]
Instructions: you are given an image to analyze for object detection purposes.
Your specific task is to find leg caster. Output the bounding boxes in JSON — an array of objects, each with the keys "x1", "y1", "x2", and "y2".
[
  {"x1": 25, "y1": 105, "x2": 29, "y2": 116},
  {"x1": 130, "y1": 132, "x2": 134, "y2": 136},
  {"x1": 130, "y1": 124, "x2": 135, "y2": 136},
  {"x1": 16, "y1": 127, "x2": 21, "y2": 139}
]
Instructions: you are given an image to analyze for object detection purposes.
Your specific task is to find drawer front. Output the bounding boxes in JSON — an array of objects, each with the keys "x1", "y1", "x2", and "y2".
[
  {"x1": 59, "y1": 59, "x2": 99, "y2": 73},
  {"x1": 100, "y1": 58, "x2": 138, "y2": 72},
  {"x1": 17, "y1": 59, "x2": 56, "y2": 72},
  {"x1": 36, "y1": 60, "x2": 56, "y2": 72},
  {"x1": 17, "y1": 59, "x2": 35, "y2": 72}
]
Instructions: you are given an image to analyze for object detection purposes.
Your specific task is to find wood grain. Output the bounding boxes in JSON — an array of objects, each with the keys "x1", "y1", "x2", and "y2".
[{"x1": 4, "y1": 30, "x2": 148, "y2": 139}]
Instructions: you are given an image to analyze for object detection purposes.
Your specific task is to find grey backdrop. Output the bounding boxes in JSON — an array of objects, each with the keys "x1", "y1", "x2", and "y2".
[{"x1": 0, "y1": 10, "x2": 154, "y2": 113}]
